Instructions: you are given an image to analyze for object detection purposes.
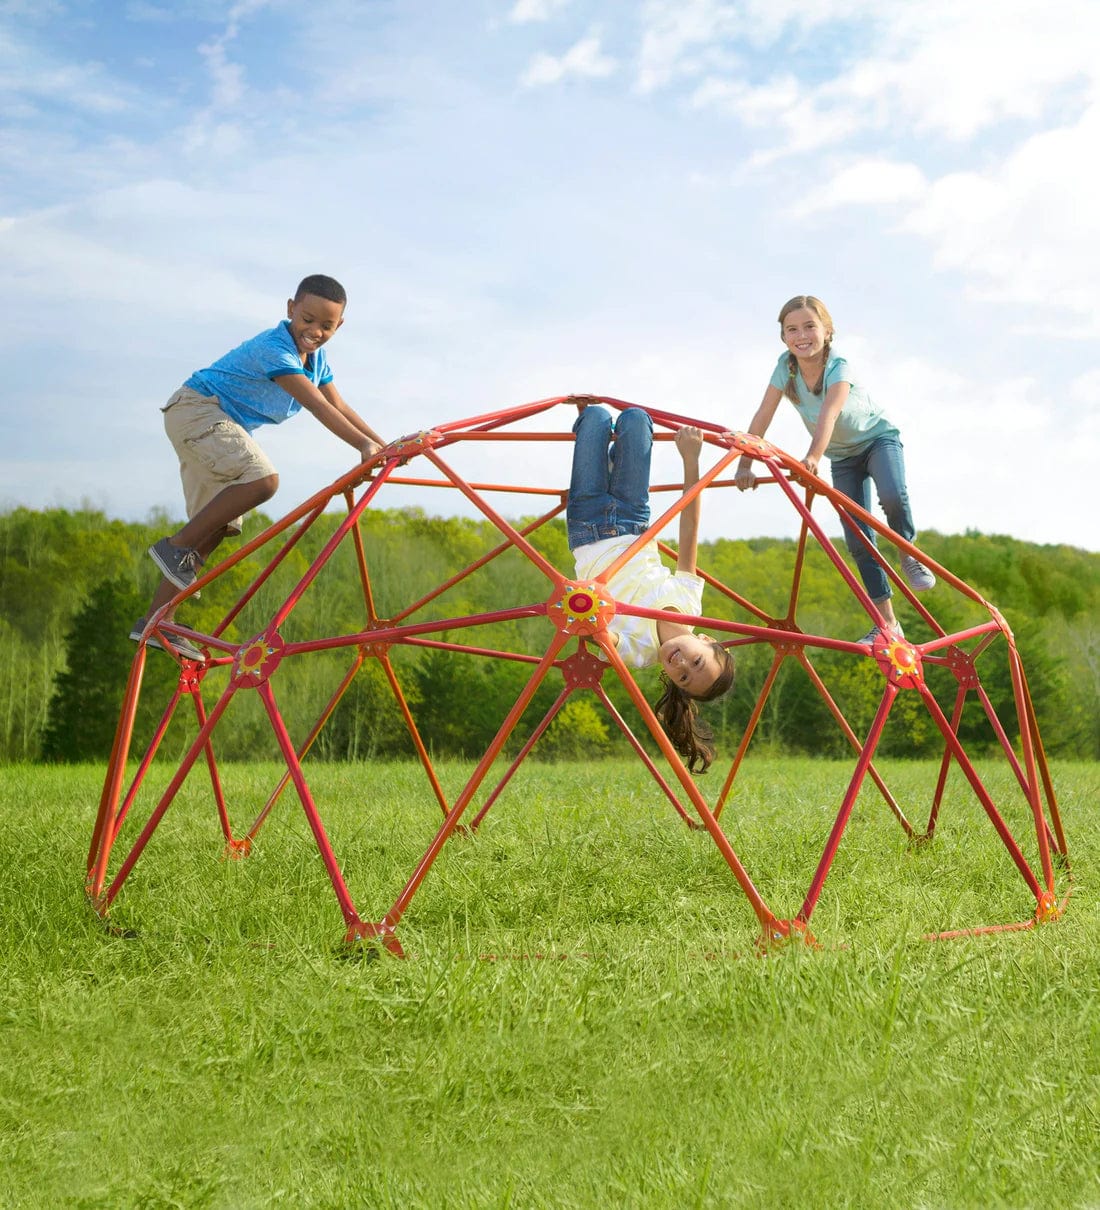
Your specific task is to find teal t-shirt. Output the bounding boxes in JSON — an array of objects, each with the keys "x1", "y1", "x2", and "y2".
[{"x1": 769, "y1": 350, "x2": 898, "y2": 459}]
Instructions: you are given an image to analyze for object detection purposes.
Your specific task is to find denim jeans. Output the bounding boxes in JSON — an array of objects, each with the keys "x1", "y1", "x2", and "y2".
[
  {"x1": 830, "y1": 434, "x2": 915, "y2": 602},
  {"x1": 567, "y1": 406, "x2": 653, "y2": 551}
]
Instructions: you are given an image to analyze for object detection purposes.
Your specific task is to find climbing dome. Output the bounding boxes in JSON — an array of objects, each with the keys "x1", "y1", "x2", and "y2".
[{"x1": 88, "y1": 396, "x2": 1069, "y2": 952}]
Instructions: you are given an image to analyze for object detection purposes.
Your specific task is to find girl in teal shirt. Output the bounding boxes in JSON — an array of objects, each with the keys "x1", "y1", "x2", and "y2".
[{"x1": 735, "y1": 294, "x2": 936, "y2": 644}]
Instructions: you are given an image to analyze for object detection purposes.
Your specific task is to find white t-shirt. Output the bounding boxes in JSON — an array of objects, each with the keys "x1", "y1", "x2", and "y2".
[{"x1": 573, "y1": 536, "x2": 704, "y2": 669}]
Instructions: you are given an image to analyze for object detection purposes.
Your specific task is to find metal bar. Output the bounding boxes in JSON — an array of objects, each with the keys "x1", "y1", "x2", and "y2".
[
  {"x1": 374, "y1": 631, "x2": 572, "y2": 935},
  {"x1": 258, "y1": 681, "x2": 361, "y2": 929},
  {"x1": 101, "y1": 681, "x2": 240, "y2": 908},
  {"x1": 799, "y1": 682, "x2": 898, "y2": 922},
  {"x1": 468, "y1": 686, "x2": 572, "y2": 831}
]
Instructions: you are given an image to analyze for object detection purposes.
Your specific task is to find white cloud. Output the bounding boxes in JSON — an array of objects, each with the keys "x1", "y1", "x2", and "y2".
[
  {"x1": 868, "y1": 3, "x2": 1099, "y2": 141},
  {"x1": 679, "y1": 0, "x2": 1100, "y2": 151},
  {"x1": 520, "y1": 33, "x2": 616, "y2": 87},
  {"x1": 790, "y1": 159, "x2": 927, "y2": 216},
  {"x1": 636, "y1": 0, "x2": 741, "y2": 94},
  {"x1": 690, "y1": 73, "x2": 866, "y2": 161},
  {"x1": 171, "y1": 1, "x2": 277, "y2": 161},
  {"x1": 196, "y1": 1, "x2": 275, "y2": 107},
  {"x1": 2, "y1": 2, "x2": 1097, "y2": 553},
  {"x1": 0, "y1": 0, "x2": 64, "y2": 20},
  {"x1": 0, "y1": 180, "x2": 276, "y2": 337},
  {"x1": 690, "y1": 74, "x2": 795, "y2": 122},
  {"x1": 664, "y1": 0, "x2": 1100, "y2": 337},
  {"x1": 181, "y1": 117, "x2": 247, "y2": 156},
  {"x1": 850, "y1": 352, "x2": 1090, "y2": 548},
  {"x1": 0, "y1": 27, "x2": 134, "y2": 116},
  {"x1": 1068, "y1": 368, "x2": 1100, "y2": 407},
  {"x1": 507, "y1": 0, "x2": 573, "y2": 23},
  {"x1": 197, "y1": 36, "x2": 246, "y2": 108},
  {"x1": 899, "y1": 102, "x2": 1100, "y2": 334}
]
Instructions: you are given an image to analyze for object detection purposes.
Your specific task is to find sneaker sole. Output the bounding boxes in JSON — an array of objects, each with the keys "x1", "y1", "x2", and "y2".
[
  {"x1": 129, "y1": 626, "x2": 204, "y2": 662},
  {"x1": 859, "y1": 627, "x2": 905, "y2": 645},
  {"x1": 151, "y1": 635, "x2": 204, "y2": 661}
]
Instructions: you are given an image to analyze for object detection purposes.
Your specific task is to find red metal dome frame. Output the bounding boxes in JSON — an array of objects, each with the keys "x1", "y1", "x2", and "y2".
[{"x1": 87, "y1": 396, "x2": 1070, "y2": 953}]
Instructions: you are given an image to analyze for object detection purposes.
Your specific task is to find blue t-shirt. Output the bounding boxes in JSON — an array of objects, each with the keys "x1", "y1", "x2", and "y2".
[
  {"x1": 769, "y1": 349, "x2": 897, "y2": 459},
  {"x1": 185, "y1": 320, "x2": 334, "y2": 432}
]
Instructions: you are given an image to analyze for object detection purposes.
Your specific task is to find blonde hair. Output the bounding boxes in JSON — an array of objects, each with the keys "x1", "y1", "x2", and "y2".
[{"x1": 778, "y1": 295, "x2": 834, "y2": 403}]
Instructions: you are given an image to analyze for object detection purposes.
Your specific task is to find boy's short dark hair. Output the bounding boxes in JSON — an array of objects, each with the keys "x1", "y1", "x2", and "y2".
[{"x1": 295, "y1": 274, "x2": 347, "y2": 306}]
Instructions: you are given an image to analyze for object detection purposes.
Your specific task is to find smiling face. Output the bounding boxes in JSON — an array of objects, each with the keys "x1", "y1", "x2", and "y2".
[
  {"x1": 780, "y1": 306, "x2": 830, "y2": 364},
  {"x1": 657, "y1": 632, "x2": 725, "y2": 697},
  {"x1": 286, "y1": 293, "x2": 345, "y2": 359}
]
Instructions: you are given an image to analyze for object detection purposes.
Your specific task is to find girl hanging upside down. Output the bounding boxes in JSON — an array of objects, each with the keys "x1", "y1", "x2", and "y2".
[{"x1": 565, "y1": 398, "x2": 735, "y2": 773}]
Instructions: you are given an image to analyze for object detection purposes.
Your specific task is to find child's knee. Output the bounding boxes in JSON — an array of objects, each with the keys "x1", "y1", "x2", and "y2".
[
  {"x1": 574, "y1": 405, "x2": 612, "y2": 436},
  {"x1": 252, "y1": 473, "x2": 279, "y2": 503},
  {"x1": 843, "y1": 527, "x2": 875, "y2": 558},
  {"x1": 877, "y1": 487, "x2": 905, "y2": 515},
  {"x1": 617, "y1": 407, "x2": 652, "y2": 435}
]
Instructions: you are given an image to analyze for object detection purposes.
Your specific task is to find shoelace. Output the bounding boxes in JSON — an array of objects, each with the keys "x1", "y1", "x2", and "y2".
[{"x1": 177, "y1": 547, "x2": 204, "y2": 574}]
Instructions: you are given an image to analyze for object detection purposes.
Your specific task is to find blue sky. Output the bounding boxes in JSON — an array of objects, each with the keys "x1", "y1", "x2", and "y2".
[{"x1": 2, "y1": 0, "x2": 1097, "y2": 551}]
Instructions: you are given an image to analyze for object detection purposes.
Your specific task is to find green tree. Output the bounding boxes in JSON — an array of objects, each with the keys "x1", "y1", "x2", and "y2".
[
  {"x1": 4, "y1": 506, "x2": 1098, "y2": 765},
  {"x1": 41, "y1": 579, "x2": 176, "y2": 762},
  {"x1": 540, "y1": 696, "x2": 612, "y2": 761},
  {"x1": 323, "y1": 657, "x2": 418, "y2": 760}
]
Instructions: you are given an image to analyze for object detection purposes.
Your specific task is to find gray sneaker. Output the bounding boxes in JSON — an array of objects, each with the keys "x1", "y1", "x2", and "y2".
[
  {"x1": 149, "y1": 537, "x2": 204, "y2": 595},
  {"x1": 129, "y1": 618, "x2": 204, "y2": 662},
  {"x1": 858, "y1": 622, "x2": 905, "y2": 646},
  {"x1": 901, "y1": 554, "x2": 936, "y2": 591}
]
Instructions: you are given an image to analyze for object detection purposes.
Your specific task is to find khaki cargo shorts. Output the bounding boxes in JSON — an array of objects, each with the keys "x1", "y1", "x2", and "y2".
[{"x1": 162, "y1": 386, "x2": 277, "y2": 536}]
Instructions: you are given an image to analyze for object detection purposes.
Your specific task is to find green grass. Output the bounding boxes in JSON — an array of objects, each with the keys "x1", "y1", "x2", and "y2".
[{"x1": 2, "y1": 758, "x2": 1098, "y2": 1208}]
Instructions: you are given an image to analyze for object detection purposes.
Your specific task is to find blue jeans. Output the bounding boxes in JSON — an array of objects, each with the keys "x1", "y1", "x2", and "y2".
[
  {"x1": 830, "y1": 435, "x2": 915, "y2": 602},
  {"x1": 567, "y1": 406, "x2": 653, "y2": 551}
]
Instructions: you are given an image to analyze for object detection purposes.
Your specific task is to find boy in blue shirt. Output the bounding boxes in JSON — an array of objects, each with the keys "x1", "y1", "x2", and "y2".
[{"x1": 133, "y1": 274, "x2": 384, "y2": 659}]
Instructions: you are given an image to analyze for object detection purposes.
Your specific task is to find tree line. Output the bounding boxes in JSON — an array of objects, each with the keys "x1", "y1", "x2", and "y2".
[{"x1": 1, "y1": 505, "x2": 1097, "y2": 765}]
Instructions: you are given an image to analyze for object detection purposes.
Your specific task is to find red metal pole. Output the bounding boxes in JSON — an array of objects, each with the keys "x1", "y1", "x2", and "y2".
[
  {"x1": 258, "y1": 680, "x2": 363, "y2": 929},
  {"x1": 798, "y1": 683, "x2": 898, "y2": 922},
  {"x1": 101, "y1": 682, "x2": 240, "y2": 909},
  {"x1": 373, "y1": 632, "x2": 572, "y2": 935}
]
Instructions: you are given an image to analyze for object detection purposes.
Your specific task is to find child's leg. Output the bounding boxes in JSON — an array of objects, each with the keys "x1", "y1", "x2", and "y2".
[
  {"x1": 165, "y1": 393, "x2": 278, "y2": 554},
  {"x1": 172, "y1": 477, "x2": 279, "y2": 555},
  {"x1": 141, "y1": 391, "x2": 278, "y2": 624},
  {"x1": 144, "y1": 576, "x2": 184, "y2": 623},
  {"x1": 608, "y1": 408, "x2": 653, "y2": 531},
  {"x1": 866, "y1": 436, "x2": 916, "y2": 543},
  {"x1": 143, "y1": 477, "x2": 278, "y2": 620},
  {"x1": 831, "y1": 452, "x2": 893, "y2": 606},
  {"x1": 866, "y1": 434, "x2": 935, "y2": 590},
  {"x1": 567, "y1": 406, "x2": 614, "y2": 549}
]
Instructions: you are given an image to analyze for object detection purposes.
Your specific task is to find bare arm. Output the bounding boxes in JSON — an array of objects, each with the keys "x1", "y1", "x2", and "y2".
[
  {"x1": 319, "y1": 381, "x2": 385, "y2": 451},
  {"x1": 735, "y1": 384, "x2": 783, "y2": 490},
  {"x1": 674, "y1": 425, "x2": 703, "y2": 574},
  {"x1": 802, "y1": 381, "x2": 850, "y2": 477},
  {"x1": 277, "y1": 375, "x2": 385, "y2": 460}
]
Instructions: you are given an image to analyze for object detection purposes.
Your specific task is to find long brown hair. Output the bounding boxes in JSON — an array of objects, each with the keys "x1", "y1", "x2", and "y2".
[
  {"x1": 654, "y1": 640, "x2": 735, "y2": 774},
  {"x1": 778, "y1": 295, "x2": 834, "y2": 403}
]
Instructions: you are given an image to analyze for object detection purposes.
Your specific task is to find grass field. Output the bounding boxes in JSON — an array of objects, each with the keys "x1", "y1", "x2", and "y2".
[{"x1": 2, "y1": 757, "x2": 1098, "y2": 1208}]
